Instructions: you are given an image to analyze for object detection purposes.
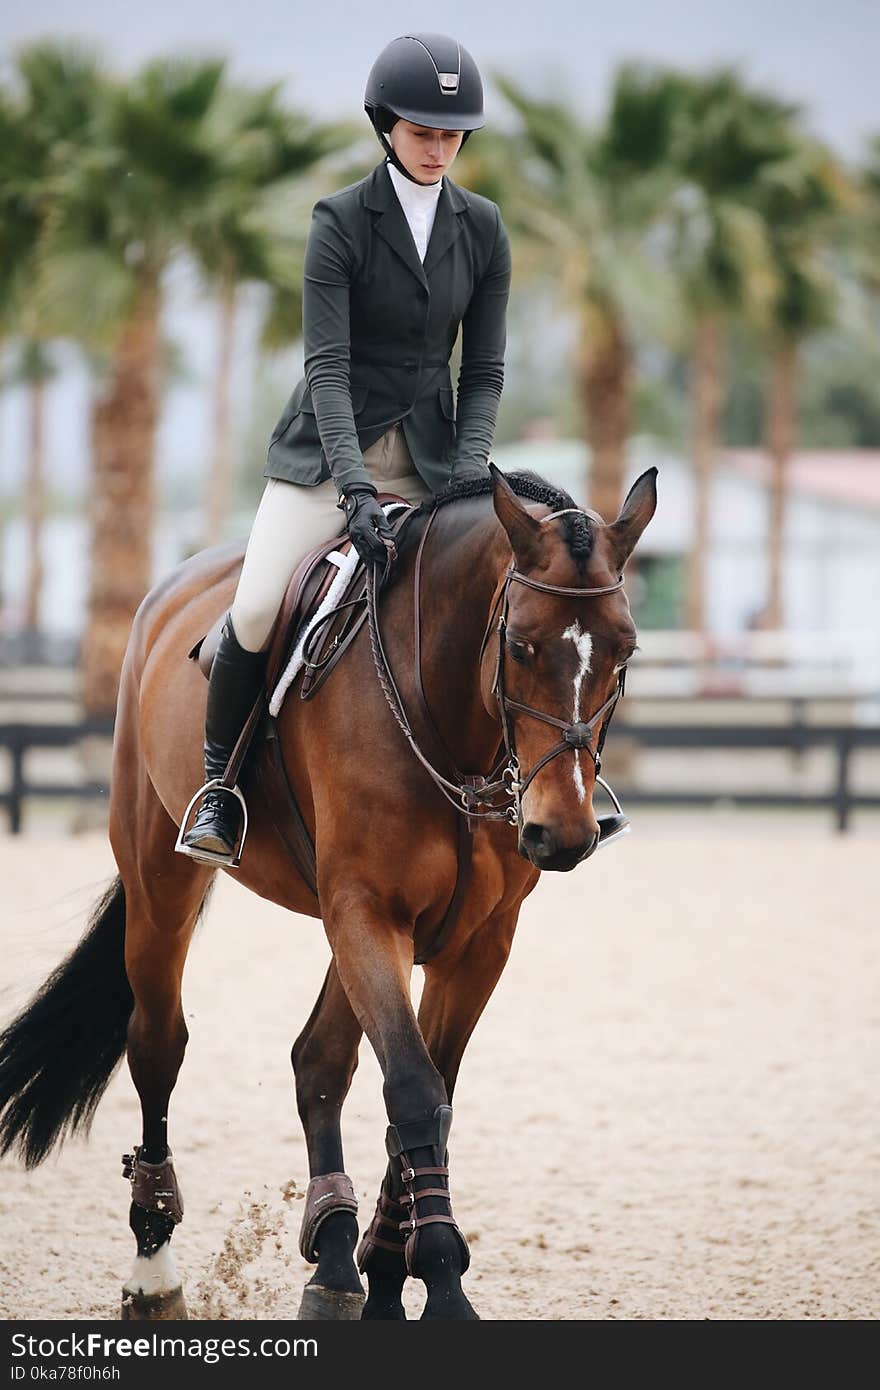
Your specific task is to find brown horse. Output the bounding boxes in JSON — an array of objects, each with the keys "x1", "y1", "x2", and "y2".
[{"x1": 0, "y1": 464, "x2": 656, "y2": 1320}]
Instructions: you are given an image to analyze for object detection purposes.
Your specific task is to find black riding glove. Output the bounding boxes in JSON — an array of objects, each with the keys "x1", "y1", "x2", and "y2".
[{"x1": 338, "y1": 484, "x2": 397, "y2": 568}]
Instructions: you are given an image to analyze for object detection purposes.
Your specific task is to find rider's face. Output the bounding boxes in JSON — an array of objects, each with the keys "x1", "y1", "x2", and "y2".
[{"x1": 389, "y1": 120, "x2": 464, "y2": 183}]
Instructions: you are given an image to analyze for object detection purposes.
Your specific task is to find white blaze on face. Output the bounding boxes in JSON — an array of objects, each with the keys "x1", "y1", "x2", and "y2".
[{"x1": 562, "y1": 622, "x2": 593, "y2": 803}]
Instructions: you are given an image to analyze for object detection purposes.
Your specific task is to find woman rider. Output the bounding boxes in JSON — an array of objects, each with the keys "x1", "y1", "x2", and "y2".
[{"x1": 179, "y1": 32, "x2": 512, "y2": 864}]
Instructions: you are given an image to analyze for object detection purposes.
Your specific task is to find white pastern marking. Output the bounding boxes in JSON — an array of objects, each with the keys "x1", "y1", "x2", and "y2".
[
  {"x1": 562, "y1": 622, "x2": 593, "y2": 803},
  {"x1": 123, "y1": 1242, "x2": 180, "y2": 1297}
]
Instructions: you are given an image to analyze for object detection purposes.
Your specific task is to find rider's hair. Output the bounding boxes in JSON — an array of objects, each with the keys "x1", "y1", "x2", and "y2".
[{"x1": 415, "y1": 470, "x2": 594, "y2": 572}]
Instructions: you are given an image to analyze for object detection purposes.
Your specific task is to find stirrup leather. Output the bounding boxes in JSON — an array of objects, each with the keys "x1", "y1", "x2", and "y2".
[{"x1": 174, "y1": 778, "x2": 249, "y2": 868}]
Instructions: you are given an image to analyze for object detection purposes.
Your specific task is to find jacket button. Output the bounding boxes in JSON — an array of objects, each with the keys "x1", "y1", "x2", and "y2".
[{"x1": 405, "y1": 361, "x2": 417, "y2": 374}]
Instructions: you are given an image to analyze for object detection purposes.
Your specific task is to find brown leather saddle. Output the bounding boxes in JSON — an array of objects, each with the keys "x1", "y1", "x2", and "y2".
[
  {"x1": 188, "y1": 493, "x2": 415, "y2": 697},
  {"x1": 190, "y1": 527, "x2": 352, "y2": 698}
]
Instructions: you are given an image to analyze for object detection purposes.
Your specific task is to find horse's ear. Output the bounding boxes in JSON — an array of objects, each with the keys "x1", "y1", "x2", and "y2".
[
  {"x1": 608, "y1": 468, "x2": 658, "y2": 568},
  {"x1": 490, "y1": 464, "x2": 545, "y2": 570}
]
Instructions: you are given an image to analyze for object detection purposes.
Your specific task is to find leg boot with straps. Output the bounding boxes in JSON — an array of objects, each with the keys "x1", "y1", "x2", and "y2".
[{"x1": 176, "y1": 610, "x2": 268, "y2": 867}]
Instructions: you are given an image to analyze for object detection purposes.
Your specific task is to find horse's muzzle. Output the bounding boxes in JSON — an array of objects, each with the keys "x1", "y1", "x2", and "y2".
[
  {"x1": 519, "y1": 811, "x2": 631, "y2": 870},
  {"x1": 518, "y1": 822, "x2": 600, "y2": 872}
]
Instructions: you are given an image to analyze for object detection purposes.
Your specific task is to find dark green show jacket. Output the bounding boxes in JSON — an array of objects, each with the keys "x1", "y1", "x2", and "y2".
[{"x1": 265, "y1": 158, "x2": 512, "y2": 496}]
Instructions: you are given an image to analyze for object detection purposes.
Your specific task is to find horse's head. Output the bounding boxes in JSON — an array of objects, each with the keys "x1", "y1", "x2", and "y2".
[{"x1": 482, "y1": 465, "x2": 657, "y2": 871}]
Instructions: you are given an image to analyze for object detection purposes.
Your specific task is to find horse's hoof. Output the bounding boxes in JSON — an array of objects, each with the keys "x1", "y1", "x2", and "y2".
[
  {"x1": 121, "y1": 1286, "x2": 188, "y2": 1320},
  {"x1": 361, "y1": 1300, "x2": 407, "y2": 1320},
  {"x1": 420, "y1": 1290, "x2": 479, "y2": 1320},
  {"x1": 296, "y1": 1283, "x2": 365, "y2": 1320}
]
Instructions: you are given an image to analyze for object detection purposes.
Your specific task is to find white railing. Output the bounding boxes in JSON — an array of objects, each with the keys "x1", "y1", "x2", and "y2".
[{"x1": 630, "y1": 630, "x2": 880, "y2": 704}]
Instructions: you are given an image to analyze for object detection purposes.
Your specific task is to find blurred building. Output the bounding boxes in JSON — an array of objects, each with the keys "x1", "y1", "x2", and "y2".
[{"x1": 493, "y1": 438, "x2": 880, "y2": 688}]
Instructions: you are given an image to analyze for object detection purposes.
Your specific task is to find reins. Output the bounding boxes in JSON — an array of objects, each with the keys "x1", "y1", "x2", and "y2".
[{"x1": 365, "y1": 519, "x2": 515, "y2": 823}]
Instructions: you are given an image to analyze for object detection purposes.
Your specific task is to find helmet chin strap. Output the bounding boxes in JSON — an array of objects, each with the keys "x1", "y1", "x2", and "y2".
[
  {"x1": 371, "y1": 118, "x2": 470, "y2": 185},
  {"x1": 376, "y1": 126, "x2": 425, "y2": 184}
]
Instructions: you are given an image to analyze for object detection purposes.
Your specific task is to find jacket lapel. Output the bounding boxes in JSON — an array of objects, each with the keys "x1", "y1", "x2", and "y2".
[
  {"x1": 423, "y1": 180, "x2": 466, "y2": 278},
  {"x1": 362, "y1": 161, "x2": 467, "y2": 291},
  {"x1": 363, "y1": 162, "x2": 427, "y2": 290}
]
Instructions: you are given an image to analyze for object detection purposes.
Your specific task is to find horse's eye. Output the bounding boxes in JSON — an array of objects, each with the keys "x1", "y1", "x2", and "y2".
[{"x1": 507, "y1": 638, "x2": 531, "y2": 665}]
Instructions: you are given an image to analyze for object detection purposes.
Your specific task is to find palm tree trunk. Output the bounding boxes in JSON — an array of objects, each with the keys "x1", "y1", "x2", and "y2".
[
  {"x1": 578, "y1": 303, "x2": 631, "y2": 524},
  {"x1": 577, "y1": 302, "x2": 636, "y2": 786},
  {"x1": 24, "y1": 375, "x2": 46, "y2": 635},
  {"x1": 80, "y1": 276, "x2": 161, "y2": 719},
  {"x1": 763, "y1": 338, "x2": 798, "y2": 629},
  {"x1": 685, "y1": 315, "x2": 723, "y2": 633},
  {"x1": 206, "y1": 278, "x2": 237, "y2": 545}
]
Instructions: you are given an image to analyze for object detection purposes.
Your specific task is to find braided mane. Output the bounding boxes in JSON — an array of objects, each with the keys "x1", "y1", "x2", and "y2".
[{"x1": 414, "y1": 469, "x2": 593, "y2": 572}]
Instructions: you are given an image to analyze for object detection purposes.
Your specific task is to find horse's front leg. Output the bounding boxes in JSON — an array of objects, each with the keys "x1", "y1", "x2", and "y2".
[
  {"x1": 359, "y1": 907, "x2": 519, "y2": 1318},
  {"x1": 291, "y1": 961, "x2": 366, "y2": 1319},
  {"x1": 418, "y1": 908, "x2": 518, "y2": 1101},
  {"x1": 326, "y1": 887, "x2": 477, "y2": 1321}
]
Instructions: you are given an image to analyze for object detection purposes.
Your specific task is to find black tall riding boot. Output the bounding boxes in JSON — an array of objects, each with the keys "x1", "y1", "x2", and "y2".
[{"x1": 180, "y1": 610, "x2": 268, "y2": 863}]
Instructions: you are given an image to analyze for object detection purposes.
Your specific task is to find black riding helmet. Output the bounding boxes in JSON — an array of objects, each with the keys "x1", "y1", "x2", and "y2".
[{"x1": 364, "y1": 33, "x2": 485, "y2": 184}]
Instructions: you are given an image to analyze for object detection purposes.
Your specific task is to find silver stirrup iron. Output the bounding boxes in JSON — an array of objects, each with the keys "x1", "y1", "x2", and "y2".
[
  {"x1": 174, "y1": 779, "x2": 250, "y2": 869},
  {"x1": 594, "y1": 774, "x2": 630, "y2": 850}
]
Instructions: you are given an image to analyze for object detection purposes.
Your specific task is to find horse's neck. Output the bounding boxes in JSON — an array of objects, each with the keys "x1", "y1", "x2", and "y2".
[{"x1": 418, "y1": 503, "x2": 507, "y2": 773}]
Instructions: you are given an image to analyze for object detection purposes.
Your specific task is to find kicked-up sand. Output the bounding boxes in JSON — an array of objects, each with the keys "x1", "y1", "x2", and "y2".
[{"x1": 0, "y1": 812, "x2": 876, "y2": 1320}]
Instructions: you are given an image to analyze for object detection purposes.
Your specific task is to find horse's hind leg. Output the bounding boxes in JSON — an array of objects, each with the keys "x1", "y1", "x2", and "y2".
[
  {"x1": 291, "y1": 962, "x2": 366, "y2": 1320},
  {"x1": 111, "y1": 731, "x2": 214, "y2": 1320},
  {"x1": 121, "y1": 878, "x2": 208, "y2": 1320}
]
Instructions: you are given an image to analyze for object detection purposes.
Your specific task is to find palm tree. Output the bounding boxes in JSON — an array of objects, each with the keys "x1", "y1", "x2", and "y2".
[
  {"x1": 6, "y1": 343, "x2": 57, "y2": 637},
  {"x1": 0, "y1": 89, "x2": 41, "y2": 639},
  {"x1": 491, "y1": 65, "x2": 686, "y2": 521},
  {"x1": 27, "y1": 50, "x2": 249, "y2": 716},
  {"x1": 189, "y1": 85, "x2": 355, "y2": 542},
  {"x1": 0, "y1": 87, "x2": 41, "y2": 331},
  {"x1": 845, "y1": 136, "x2": 880, "y2": 309},
  {"x1": 13, "y1": 41, "x2": 358, "y2": 718},
  {"x1": 667, "y1": 72, "x2": 796, "y2": 630},
  {"x1": 0, "y1": 61, "x2": 92, "y2": 649},
  {"x1": 756, "y1": 139, "x2": 847, "y2": 627}
]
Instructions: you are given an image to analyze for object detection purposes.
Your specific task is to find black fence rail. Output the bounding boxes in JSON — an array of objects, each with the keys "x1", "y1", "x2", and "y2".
[
  {"x1": 616, "y1": 722, "x2": 880, "y2": 831},
  {"x1": 1, "y1": 717, "x2": 879, "y2": 835},
  {"x1": 0, "y1": 720, "x2": 113, "y2": 834}
]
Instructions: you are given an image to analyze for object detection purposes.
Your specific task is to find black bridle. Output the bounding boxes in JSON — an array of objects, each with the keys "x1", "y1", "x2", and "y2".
[
  {"x1": 364, "y1": 503, "x2": 630, "y2": 833},
  {"x1": 489, "y1": 558, "x2": 628, "y2": 828}
]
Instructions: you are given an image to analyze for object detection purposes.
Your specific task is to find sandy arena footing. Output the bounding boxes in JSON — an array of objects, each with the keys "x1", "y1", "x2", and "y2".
[{"x1": 0, "y1": 813, "x2": 876, "y2": 1320}]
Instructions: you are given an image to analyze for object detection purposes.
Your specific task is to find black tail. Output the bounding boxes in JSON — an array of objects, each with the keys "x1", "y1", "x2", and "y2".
[{"x1": 0, "y1": 874, "x2": 133, "y2": 1168}]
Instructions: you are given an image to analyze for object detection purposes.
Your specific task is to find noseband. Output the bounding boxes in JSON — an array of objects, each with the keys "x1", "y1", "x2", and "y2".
[{"x1": 365, "y1": 504, "x2": 629, "y2": 831}]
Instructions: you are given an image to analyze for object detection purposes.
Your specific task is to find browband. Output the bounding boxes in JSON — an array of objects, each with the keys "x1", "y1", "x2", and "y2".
[
  {"x1": 540, "y1": 506, "x2": 606, "y2": 526},
  {"x1": 508, "y1": 568, "x2": 625, "y2": 598}
]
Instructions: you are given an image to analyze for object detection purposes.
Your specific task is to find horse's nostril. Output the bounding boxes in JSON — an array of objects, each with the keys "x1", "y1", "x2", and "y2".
[
  {"x1": 520, "y1": 822, "x2": 602, "y2": 871},
  {"x1": 519, "y1": 822, "x2": 556, "y2": 861},
  {"x1": 581, "y1": 829, "x2": 600, "y2": 860}
]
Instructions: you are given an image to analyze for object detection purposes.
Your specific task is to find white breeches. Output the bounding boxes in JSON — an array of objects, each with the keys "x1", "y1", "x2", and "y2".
[{"x1": 230, "y1": 423, "x2": 432, "y2": 653}]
